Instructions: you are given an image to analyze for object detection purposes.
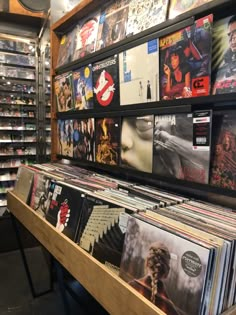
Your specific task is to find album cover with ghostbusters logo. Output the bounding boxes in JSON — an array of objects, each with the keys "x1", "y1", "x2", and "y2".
[{"x1": 92, "y1": 55, "x2": 119, "y2": 109}]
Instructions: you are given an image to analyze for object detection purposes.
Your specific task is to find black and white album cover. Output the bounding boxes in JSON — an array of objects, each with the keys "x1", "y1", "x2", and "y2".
[
  {"x1": 92, "y1": 55, "x2": 119, "y2": 109},
  {"x1": 120, "y1": 115, "x2": 154, "y2": 173},
  {"x1": 153, "y1": 113, "x2": 211, "y2": 184}
]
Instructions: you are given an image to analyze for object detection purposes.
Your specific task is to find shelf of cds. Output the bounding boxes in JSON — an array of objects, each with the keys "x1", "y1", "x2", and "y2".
[
  {"x1": 44, "y1": 0, "x2": 236, "y2": 314},
  {"x1": 7, "y1": 163, "x2": 236, "y2": 315},
  {"x1": 0, "y1": 34, "x2": 38, "y2": 216}
]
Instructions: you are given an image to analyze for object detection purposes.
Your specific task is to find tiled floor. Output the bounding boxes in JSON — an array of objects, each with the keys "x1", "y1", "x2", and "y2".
[{"x1": 0, "y1": 247, "x2": 108, "y2": 315}]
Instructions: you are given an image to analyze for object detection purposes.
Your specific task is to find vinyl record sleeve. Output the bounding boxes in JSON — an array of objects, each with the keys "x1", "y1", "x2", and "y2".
[
  {"x1": 30, "y1": 172, "x2": 52, "y2": 218},
  {"x1": 46, "y1": 181, "x2": 84, "y2": 241},
  {"x1": 54, "y1": 72, "x2": 74, "y2": 112},
  {"x1": 72, "y1": 118, "x2": 95, "y2": 161},
  {"x1": 96, "y1": 1, "x2": 129, "y2": 51},
  {"x1": 152, "y1": 112, "x2": 211, "y2": 184},
  {"x1": 212, "y1": 15, "x2": 236, "y2": 95},
  {"x1": 13, "y1": 166, "x2": 34, "y2": 204},
  {"x1": 120, "y1": 115, "x2": 154, "y2": 173},
  {"x1": 159, "y1": 15, "x2": 213, "y2": 100},
  {"x1": 95, "y1": 117, "x2": 120, "y2": 165},
  {"x1": 119, "y1": 39, "x2": 159, "y2": 105},
  {"x1": 92, "y1": 55, "x2": 119, "y2": 109},
  {"x1": 72, "y1": 65, "x2": 94, "y2": 110},
  {"x1": 57, "y1": 119, "x2": 73, "y2": 157},
  {"x1": 72, "y1": 11, "x2": 100, "y2": 61},
  {"x1": 57, "y1": 28, "x2": 76, "y2": 67},
  {"x1": 126, "y1": 0, "x2": 168, "y2": 36},
  {"x1": 210, "y1": 111, "x2": 236, "y2": 190},
  {"x1": 119, "y1": 216, "x2": 213, "y2": 315},
  {"x1": 168, "y1": 0, "x2": 214, "y2": 19}
]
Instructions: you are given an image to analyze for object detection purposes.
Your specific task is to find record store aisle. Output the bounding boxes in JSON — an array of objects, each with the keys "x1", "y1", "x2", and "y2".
[
  {"x1": 0, "y1": 247, "x2": 64, "y2": 315},
  {"x1": 0, "y1": 247, "x2": 109, "y2": 315}
]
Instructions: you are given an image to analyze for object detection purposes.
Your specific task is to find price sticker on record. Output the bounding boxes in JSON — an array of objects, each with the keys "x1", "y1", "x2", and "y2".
[{"x1": 192, "y1": 110, "x2": 212, "y2": 151}]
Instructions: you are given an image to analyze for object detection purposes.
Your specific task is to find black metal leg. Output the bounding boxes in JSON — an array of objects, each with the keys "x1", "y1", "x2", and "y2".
[
  {"x1": 53, "y1": 259, "x2": 71, "y2": 315},
  {"x1": 10, "y1": 213, "x2": 53, "y2": 298}
]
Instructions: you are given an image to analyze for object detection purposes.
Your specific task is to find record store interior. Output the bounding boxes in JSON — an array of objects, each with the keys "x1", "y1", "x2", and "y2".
[{"x1": 1, "y1": 0, "x2": 236, "y2": 314}]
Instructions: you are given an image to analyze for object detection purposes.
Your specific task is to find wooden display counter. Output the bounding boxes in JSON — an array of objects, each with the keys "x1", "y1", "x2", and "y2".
[
  {"x1": 7, "y1": 191, "x2": 165, "y2": 315},
  {"x1": 7, "y1": 191, "x2": 236, "y2": 315}
]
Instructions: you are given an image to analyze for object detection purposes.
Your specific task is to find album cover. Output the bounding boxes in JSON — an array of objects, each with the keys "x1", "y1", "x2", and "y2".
[
  {"x1": 13, "y1": 166, "x2": 34, "y2": 204},
  {"x1": 73, "y1": 118, "x2": 95, "y2": 161},
  {"x1": 96, "y1": 1, "x2": 129, "y2": 51},
  {"x1": 54, "y1": 72, "x2": 74, "y2": 112},
  {"x1": 159, "y1": 15, "x2": 213, "y2": 100},
  {"x1": 126, "y1": 0, "x2": 168, "y2": 36},
  {"x1": 30, "y1": 172, "x2": 53, "y2": 218},
  {"x1": 72, "y1": 65, "x2": 94, "y2": 110},
  {"x1": 72, "y1": 11, "x2": 100, "y2": 61},
  {"x1": 46, "y1": 182, "x2": 84, "y2": 241},
  {"x1": 77, "y1": 193, "x2": 127, "y2": 269},
  {"x1": 57, "y1": 119, "x2": 73, "y2": 157},
  {"x1": 168, "y1": 0, "x2": 214, "y2": 19},
  {"x1": 120, "y1": 115, "x2": 154, "y2": 173},
  {"x1": 119, "y1": 216, "x2": 211, "y2": 315},
  {"x1": 119, "y1": 39, "x2": 159, "y2": 105},
  {"x1": 57, "y1": 27, "x2": 76, "y2": 68},
  {"x1": 210, "y1": 111, "x2": 236, "y2": 190},
  {"x1": 212, "y1": 15, "x2": 236, "y2": 95},
  {"x1": 95, "y1": 117, "x2": 120, "y2": 165},
  {"x1": 92, "y1": 55, "x2": 119, "y2": 109},
  {"x1": 153, "y1": 112, "x2": 211, "y2": 184}
]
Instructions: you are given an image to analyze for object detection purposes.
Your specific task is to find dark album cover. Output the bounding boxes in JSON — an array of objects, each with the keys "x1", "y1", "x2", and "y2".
[
  {"x1": 160, "y1": 15, "x2": 213, "y2": 100},
  {"x1": 92, "y1": 55, "x2": 119, "y2": 109},
  {"x1": 57, "y1": 119, "x2": 73, "y2": 157},
  {"x1": 126, "y1": 0, "x2": 168, "y2": 36},
  {"x1": 72, "y1": 65, "x2": 93, "y2": 110},
  {"x1": 77, "y1": 194, "x2": 126, "y2": 270},
  {"x1": 72, "y1": 11, "x2": 100, "y2": 61},
  {"x1": 73, "y1": 118, "x2": 95, "y2": 161},
  {"x1": 96, "y1": 1, "x2": 129, "y2": 50},
  {"x1": 46, "y1": 182, "x2": 84, "y2": 241},
  {"x1": 54, "y1": 72, "x2": 74, "y2": 112},
  {"x1": 121, "y1": 115, "x2": 154, "y2": 173},
  {"x1": 119, "y1": 39, "x2": 159, "y2": 105},
  {"x1": 153, "y1": 113, "x2": 211, "y2": 184},
  {"x1": 119, "y1": 216, "x2": 211, "y2": 315},
  {"x1": 95, "y1": 117, "x2": 120, "y2": 165},
  {"x1": 168, "y1": 0, "x2": 214, "y2": 19},
  {"x1": 30, "y1": 172, "x2": 52, "y2": 218},
  {"x1": 57, "y1": 28, "x2": 76, "y2": 67},
  {"x1": 210, "y1": 111, "x2": 236, "y2": 190},
  {"x1": 212, "y1": 15, "x2": 236, "y2": 94}
]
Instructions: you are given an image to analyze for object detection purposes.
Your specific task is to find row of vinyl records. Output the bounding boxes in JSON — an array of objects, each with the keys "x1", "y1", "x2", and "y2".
[
  {"x1": 57, "y1": 109, "x2": 236, "y2": 191},
  {"x1": 12, "y1": 163, "x2": 236, "y2": 315},
  {"x1": 54, "y1": 12, "x2": 236, "y2": 111},
  {"x1": 56, "y1": 0, "x2": 217, "y2": 68}
]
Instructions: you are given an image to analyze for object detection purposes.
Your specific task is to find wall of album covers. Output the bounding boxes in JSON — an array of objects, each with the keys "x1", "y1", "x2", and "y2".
[{"x1": 53, "y1": 0, "x2": 236, "y2": 193}]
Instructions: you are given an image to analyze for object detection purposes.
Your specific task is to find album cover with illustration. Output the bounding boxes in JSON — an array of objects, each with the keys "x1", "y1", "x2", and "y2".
[{"x1": 92, "y1": 55, "x2": 119, "y2": 109}]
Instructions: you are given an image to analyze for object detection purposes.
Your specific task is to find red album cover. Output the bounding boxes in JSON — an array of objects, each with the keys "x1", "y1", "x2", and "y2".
[
  {"x1": 168, "y1": 0, "x2": 214, "y2": 19},
  {"x1": 210, "y1": 111, "x2": 236, "y2": 190},
  {"x1": 95, "y1": 117, "x2": 120, "y2": 165},
  {"x1": 212, "y1": 15, "x2": 236, "y2": 94},
  {"x1": 72, "y1": 11, "x2": 100, "y2": 61},
  {"x1": 159, "y1": 15, "x2": 213, "y2": 100}
]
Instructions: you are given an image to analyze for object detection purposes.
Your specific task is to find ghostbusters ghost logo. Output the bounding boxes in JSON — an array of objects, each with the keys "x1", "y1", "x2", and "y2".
[{"x1": 94, "y1": 70, "x2": 115, "y2": 106}]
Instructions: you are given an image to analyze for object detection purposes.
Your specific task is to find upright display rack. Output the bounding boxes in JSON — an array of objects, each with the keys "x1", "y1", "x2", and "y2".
[{"x1": 0, "y1": 34, "x2": 37, "y2": 216}]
